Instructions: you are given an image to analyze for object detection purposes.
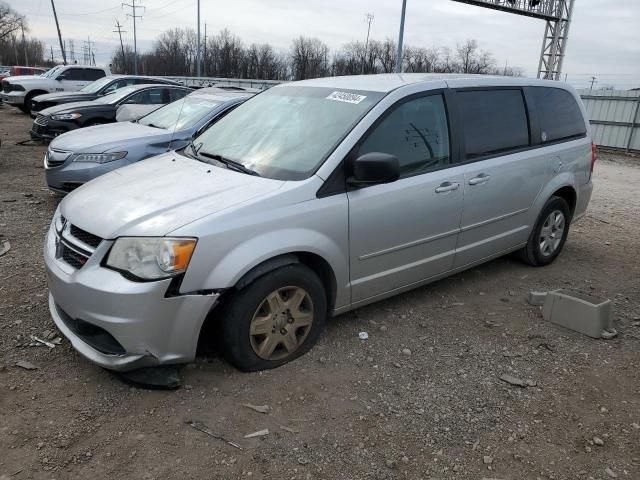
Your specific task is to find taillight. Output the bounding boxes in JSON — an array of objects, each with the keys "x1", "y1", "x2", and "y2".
[{"x1": 590, "y1": 143, "x2": 597, "y2": 175}]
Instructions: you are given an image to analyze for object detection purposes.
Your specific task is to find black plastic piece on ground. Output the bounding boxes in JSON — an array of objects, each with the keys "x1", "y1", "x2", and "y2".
[{"x1": 116, "y1": 366, "x2": 182, "y2": 390}]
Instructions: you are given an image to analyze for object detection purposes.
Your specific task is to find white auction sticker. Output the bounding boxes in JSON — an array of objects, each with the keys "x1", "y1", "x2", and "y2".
[{"x1": 326, "y1": 91, "x2": 367, "y2": 104}]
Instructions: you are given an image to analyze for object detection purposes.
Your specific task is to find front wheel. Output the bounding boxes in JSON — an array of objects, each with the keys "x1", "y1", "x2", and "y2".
[
  {"x1": 219, "y1": 264, "x2": 327, "y2": 371},
  {"x1": 518, "y1": 196, "x2": 571, "y2": 266}
]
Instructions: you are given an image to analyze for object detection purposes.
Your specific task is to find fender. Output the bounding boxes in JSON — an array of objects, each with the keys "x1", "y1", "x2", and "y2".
[
  {"x1": 198, "y1": 228, "x2": 350, "y2": 310},
  {"x1": 528, "y1": 171, "x2": 577, "y2": 227}
]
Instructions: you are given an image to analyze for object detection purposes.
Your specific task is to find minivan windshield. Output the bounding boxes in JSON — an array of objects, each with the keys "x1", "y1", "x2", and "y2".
[
  {"x1": 192, "y1": 86, "x2": 384, "y2": 180},
  {"x1": 139, "y1": 95, "x2": 224, "y2": 131},
  {"x1": 80, "y1": 76, "x2": 113, "y2": 93}
]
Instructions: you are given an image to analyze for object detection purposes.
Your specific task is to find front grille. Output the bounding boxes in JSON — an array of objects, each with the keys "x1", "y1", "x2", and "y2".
[
  {"x1": 2, "y1": 80, "x2": 11, "y2": 93},
  {"x1": 35, "y1": 115, "x2": 49, "y2": 126},
  {"x1": 70, "y1": 225, "x2": 102, "y2": 249},
  {"x1": 56, "y1": 221, "x2": 103, "y2": 270}
]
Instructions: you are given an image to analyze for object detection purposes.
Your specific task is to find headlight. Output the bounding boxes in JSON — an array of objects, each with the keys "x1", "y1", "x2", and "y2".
[
  {"x1": 51, "y1": 112, "x2": 82, "y2": 120},
  {"x1": 106, "y1": 237, "x2": 197, "y2": 280},
  {"x1": 70, "y1": 152, "x2": 127, "y2": 163}
]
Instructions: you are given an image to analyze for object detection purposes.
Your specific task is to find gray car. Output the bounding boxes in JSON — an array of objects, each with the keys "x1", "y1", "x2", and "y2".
[
  {"x1": 44, "y1": 88, "x2": 256, "y2": 194},
  {"x1": 44, "y1": 74, "x2": 594, "y2": 373}
]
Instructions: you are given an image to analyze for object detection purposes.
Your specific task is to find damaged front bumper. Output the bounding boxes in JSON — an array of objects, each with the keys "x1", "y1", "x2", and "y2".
[{"x1": 44, "y1": 222, "x2": 219, "y2": 372}]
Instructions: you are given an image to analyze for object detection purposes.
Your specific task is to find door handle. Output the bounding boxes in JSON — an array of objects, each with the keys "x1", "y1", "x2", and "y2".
[
  {"x1": 435, "y1": 182, "x2": 460, "y2": 194},
  {"x1": 468, "y1": 174, "x2": 491, "y2": 186}
]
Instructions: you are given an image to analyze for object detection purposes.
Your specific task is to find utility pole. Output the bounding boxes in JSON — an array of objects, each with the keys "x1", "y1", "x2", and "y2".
[
  {"x1": 123, "y1": 0, "x2": 144, "y2": 74},
  {"x1": 395, "y1": 0, "x2": 407, "y2": 74},
  {"x1": 589, "y1": 76, "x2": 597, "y2": 90},
  {"x1": 361, "y1": 13, "x2": 374, "y2": 74},
  {"x1": 20, "y1": 23, "x2": 29, "y2": 65},
  {"x1": 87, "y1": 36, "x2": 92, "y2": 65},
  {"x1": 203, "y1": 22, "x2": 207, "y2": 77},
  {"x1": 50, "y1": 45, "x2": 54, "y2": 63},
  {"x1": 69, "y1": 39, "x2": 74, "y2": 63},
  {"x1": 50, "y1": 0, "x2": 67, "y2": 64},
  {"x1": 114, "y1": 20, "x2": 127, "y2": 72},
  {"x1": 196, "y1": 0, "x2": 201, "y2": 77}
]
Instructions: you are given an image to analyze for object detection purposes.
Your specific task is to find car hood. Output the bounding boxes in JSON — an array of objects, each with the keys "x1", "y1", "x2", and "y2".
[
  {"x1": 3, "y1": 75, "x2": 42, "y2": 83},
  {"x1": 41, "y1": 101, "x2": 111, "y2": 116},
  {"x1": 35, "y1": 91, "x2": 93, "y2": 102},
  {"x1": 51, "y1": 121, "x2": 169, "y2": 152},
  {"x1": 60, "y1": 152, "x2": 285, "y2": 238}
]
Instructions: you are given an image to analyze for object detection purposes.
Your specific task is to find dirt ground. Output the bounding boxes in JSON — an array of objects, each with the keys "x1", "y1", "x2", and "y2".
[{"x1": 0, "y1": 104, "x2": 639, "y2": 480}]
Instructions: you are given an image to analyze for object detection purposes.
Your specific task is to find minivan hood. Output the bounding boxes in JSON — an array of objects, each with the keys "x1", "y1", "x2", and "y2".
[
  {"x1": 51, "y1": 122, "x2": 168, "y2": 152},
  {"x1": 60, "y1": 153, "x2": 285, "y2": 238}
]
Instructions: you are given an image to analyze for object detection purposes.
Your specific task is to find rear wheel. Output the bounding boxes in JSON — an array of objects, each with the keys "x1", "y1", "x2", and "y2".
[
  {"x1": 219, "y1": 264, "x2": 327, "y2": 371},
  {"x1": 518, "y1": 196, "x2": 571, "y2": 266}
]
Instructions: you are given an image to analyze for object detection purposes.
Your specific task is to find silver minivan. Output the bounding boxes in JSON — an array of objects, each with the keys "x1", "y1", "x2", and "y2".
[{"x1": 44, "y1": 74, "x2": 595, "y2": 372}]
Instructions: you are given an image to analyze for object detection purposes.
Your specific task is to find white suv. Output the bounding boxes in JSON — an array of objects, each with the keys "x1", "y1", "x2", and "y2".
[{"x1": 1, "y1": 64, "x2": 110, "y2": 114}]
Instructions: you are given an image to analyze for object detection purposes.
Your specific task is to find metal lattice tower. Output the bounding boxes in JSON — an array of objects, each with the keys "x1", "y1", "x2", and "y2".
[{"x1": 449, "y1": 0, "x2": 577, "y2": 80}]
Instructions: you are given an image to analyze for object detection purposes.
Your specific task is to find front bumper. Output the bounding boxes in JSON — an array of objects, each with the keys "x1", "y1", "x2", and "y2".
[
  {"x1": 44, "y1": 221, "x2": 219, "y2": 371},
  {"x1": 45, "y1": 156, "x2": 131, "y2": 194},
  {"x1": 1, "y1": 91, "x2": 25, "y2": 105},
  {"x1": 31, "y1": 117, "x2": 76, "y2": 140}
]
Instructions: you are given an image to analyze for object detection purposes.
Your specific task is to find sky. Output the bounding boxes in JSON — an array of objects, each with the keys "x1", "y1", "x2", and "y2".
[{"x1": 8, "y1": 0, "x2": 640, "y2": 90}]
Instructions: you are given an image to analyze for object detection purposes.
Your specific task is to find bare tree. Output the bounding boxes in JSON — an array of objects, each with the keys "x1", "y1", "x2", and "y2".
[
  {"x1": 0, "y1": 2, "x2": 24, "y2": 41},
  {"x1": 290, "y1": 36, "x2": 330, "y2": 80},
  {"x1": 455, "y1": 39, "x2": 495, "y2": 74},
  {"x1": 374, "y1": 38, "x2": 397, "y2": 73}
]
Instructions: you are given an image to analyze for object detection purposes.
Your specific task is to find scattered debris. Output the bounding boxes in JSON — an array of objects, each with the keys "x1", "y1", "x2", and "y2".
[
  {"x1": 117, "y1": 366, "x2": 181, "y2": 390},
  {"x1": 280, "y1": 426, "x2": 299, "y2": 434},
  {"x1": 297, "y1": 457, "x2": 309, "y2": 465},
  {"x1": 244, "y1": 429, "x2": 269, "y2": 439},
  {"x1": 483, "y1": 455, "x2": 493, "y2": 464},
  {"x1": 0, "y1": 238, "x2": 10, "y2": 257},
  {"x1": 542, "y1": 289, "x2": 613, "y2": 338},
  {"x1": 601, "y1": 328, "x2": 618, "y2": 340},
  {"x1": 605, "y1": 467, "x2": 618, "y2": 478},
  {"x1": 242, "y1": 403, "x2": 271, "y2": 414},
  {"x1": 527, "y1": 290, "x2": 548, "y2": 306},
  {"x1": 401, "y1": 348, "x2": 412, "y2": 356},
  {"x1": 499, "y1": 374, "x2": 537, "y2": 388},
  {"x1": 358, "y1": 332, "x2": 369, "y2": 340},
  {"x1": 593, "y1": 436, "x2": 605, "y2": 446},
  {"x1": 186, "y1": 420, "x2": 242, "y2": 450},
  {"x1": 30, "y1": 335, "x2": 56, "y2": 349},
  {"x1": 15, "y1": 360, "x2": 38, "y2": 370}
]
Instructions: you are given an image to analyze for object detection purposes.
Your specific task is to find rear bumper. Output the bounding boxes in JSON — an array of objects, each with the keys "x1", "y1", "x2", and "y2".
[
  {"x1": 572, "y1": 180, "x2": 593, "y2": 222},
  {"x1": 44, "y1": 221, "x2": 219, "y2": 371}
]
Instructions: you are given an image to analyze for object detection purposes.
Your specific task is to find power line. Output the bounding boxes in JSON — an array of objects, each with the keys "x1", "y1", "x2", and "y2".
[
  {"x1": 114, "y1": 20, "x2": 127, "y2": 71},
  {"x1": 362, "y1": 13, "x2": 374, "y2": 74},
  {"x1": 122, "y1": 0, "x2": 144, "y2": 74}
]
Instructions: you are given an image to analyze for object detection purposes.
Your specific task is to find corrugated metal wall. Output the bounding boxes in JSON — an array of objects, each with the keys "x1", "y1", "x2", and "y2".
[{"x1": 578, "y1": 89, "x2": 640, "y2": 152}]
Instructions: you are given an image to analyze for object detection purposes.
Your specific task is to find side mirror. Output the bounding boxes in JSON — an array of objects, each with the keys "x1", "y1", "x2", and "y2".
[{"x1": 348, "y1": 152, "x2": 400, "y2": 187}]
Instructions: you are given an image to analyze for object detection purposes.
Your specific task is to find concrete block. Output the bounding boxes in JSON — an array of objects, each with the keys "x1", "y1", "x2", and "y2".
[
  {"x1": 527, "y1": 290, "x2": 548, "y2": 306},
  {"x1": 542, "y1": 289, "x2": 613, "y2": 338}
]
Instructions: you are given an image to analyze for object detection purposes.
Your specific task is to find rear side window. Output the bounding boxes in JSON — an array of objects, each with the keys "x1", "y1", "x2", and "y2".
[
  {"x1": 62, "y1": 68, "x2": 85, "y2": 81},
  {"x1": 458, "y1": 89, "x2": 529, "y2": 159},
  {"x1": 531, "y1": 87, "x2": 586, "y2": 143},
  {"x1": 84, "y1": 69, "x2": 106, "y2": 81},
  {"x1": 169, "y1": 88, "x2": 189, "y2": 102},
  {"x1": 358, "y1": 94, "x2": 451, "y2": 177}
]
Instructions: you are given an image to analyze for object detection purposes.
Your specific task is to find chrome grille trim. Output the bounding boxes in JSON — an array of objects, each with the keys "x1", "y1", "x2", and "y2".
[
  {"x1": 55, "y1": 220, "x2": 103, "y2": 270},
  {"x1": 34, "y1": 115, "x2": 49, "y2": 126}
]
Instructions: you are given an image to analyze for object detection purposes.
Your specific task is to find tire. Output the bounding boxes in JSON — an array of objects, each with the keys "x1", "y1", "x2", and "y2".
[
  {"x1": 219, "y1": 264, "x2": 327, "y2": 371},
  {"x1": 21, "y1": 92, "x2": 37, "y2": 114},
  {"x1": 518, "y1": 196, "x2": 571, "y2": 266}
]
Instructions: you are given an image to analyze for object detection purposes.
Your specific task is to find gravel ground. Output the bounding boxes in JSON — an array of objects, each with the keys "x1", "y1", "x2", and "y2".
[{"x1": 0, "y1": 105, "x2": 639, "y2": 480}]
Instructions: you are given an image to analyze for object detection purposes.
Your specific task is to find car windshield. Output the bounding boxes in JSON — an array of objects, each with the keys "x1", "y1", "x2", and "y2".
[
  {"x1": 193, "y1": 86, "x2": 384, "y2": 180},
  {"x1": 80, "y1": 77, "x2": 113, "y2": 93},
  {"x1": 138, "y1": 96, "x2": 224, "y2": 131},
  {"x1": 95, "y1": 85, "x2": 141, "y2": 104},
  {"x1": 43, "y1": 66, "x2": 63, "y2": 78}
]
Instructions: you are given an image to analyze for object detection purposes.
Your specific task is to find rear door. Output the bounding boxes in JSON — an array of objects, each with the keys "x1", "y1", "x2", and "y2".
[
  {"x1": 57, "y1": 67, "x2": 88, "y2": 91},
  {"x1": 348, "y1": 91, "x2": 465, "y2": 303},
  {"x1": 453, "y1": 88, "x2": 548, "y2": 268}
]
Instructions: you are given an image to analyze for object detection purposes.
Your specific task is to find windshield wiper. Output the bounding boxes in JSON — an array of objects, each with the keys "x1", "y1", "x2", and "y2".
[
  {"x1": 181, "y1": 141, "x2": 203, "y2": 160},
  {"x1": 198, "y1": 151, "x2": 261, "y2": 177}
]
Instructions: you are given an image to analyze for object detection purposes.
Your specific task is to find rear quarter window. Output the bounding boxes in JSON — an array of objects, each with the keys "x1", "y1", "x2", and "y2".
[
  {"x1": 85, "y1": 69, "x2": 106, "y2": 81},
  {"x1": 457, "y1": 89, "x2": 530, "y2": 159},
  {"x1": 531, "y1": 87, "x2": 586, "y2": 143}
]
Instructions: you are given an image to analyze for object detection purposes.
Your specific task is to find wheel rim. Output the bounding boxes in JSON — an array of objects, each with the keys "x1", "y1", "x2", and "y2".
[
  {"x1": 539, "y1": 210, "x2": 565, "y2": 257},
  {"x1": 249, "y1": 286, "x2": 314, "y2": 361}
]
